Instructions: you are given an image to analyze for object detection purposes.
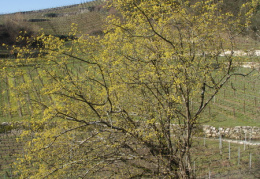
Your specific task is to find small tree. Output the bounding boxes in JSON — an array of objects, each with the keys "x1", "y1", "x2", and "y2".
[
  {"x1": 1, "y1": 13, "x2": 39, "y2": 46},
  {"x1": 4, "y1": 0, "x2": 256, "y2": 178},
  {"x1": 44, "y1": 13, "x2": 59, "y2": 18}
]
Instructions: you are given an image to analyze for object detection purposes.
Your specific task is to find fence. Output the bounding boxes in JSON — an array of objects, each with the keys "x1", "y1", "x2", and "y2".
[{"x1": 0, "y1": 123, "x2": 259, "y2": 178}]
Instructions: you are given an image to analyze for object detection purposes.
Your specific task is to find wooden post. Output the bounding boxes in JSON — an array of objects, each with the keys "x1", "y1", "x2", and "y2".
[
  {"x1": 219, "y1": 132, "x2": 222, "y2": 149},
  {"x1": 229, "y1": 141, "x2": 231, "y2": 160},
  {"x1": 243, "y1": 100, "x2": 246, "y2": 114},
  {"x1": 250, "y1": 130, "x2": 252, "y2": 142},
  {"x1": 238, "y1": 147, "x2": 240, "y2": 165},
  {"x1": 4, "y1": 73, "x2": 12, "y2": 118},
  {"x1": 21, "y1": 74, "x2": 33, "y2": 116},
  {"x1": 193, "y1": 161, "x2": 196, "y2": 174},
  {"x1": 244, "y1": 133, "x2": 246, "y2": 151},
  {"x1": 13, "y1": 75, "x2": 23, "y2": 118},
  {"x1": 219, "y1": 128, "x2": 222, "y2": 154},
  {"x1": 249, "y1": 153, "x2": 252, "y2": 169}
]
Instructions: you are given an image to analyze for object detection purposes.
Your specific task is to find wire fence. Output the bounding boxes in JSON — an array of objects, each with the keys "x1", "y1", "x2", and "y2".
[{"x1": 0, "y1": 124, "x2": 259, "y2": 178}]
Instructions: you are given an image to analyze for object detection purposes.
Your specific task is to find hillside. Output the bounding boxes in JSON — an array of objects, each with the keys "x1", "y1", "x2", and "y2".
[
  {"x1": 0, "y1": 0, "x2": 108, "y2": 39},
  {"x1": 0, "y1": 1, "x2": 259, "y2": 178},
  {"x1": 0, "y1": 0, "x2": 259, "y2": 51}
]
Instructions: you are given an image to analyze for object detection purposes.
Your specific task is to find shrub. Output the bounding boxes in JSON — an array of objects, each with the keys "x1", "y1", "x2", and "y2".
[
  {"x1": 44, "y1": 13, "x2": 59, "y2": 18},
  {"x1": 27, "y1": 19, "x2": 49, "y2": 22},
  {"x1": 0, "y1": 13, "x2": 39, "y2": 46}
]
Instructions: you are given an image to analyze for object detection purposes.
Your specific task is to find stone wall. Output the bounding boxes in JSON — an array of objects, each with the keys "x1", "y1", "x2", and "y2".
[
  {"x1": 1, "y1": 122, "x2": 259, "y2": 140},
  {"x1": 202, "y1": 125, "x2": 260, "y2": 140}
]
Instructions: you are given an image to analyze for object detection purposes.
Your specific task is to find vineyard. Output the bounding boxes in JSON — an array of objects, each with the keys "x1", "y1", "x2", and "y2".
[
  {"x1": 0, "y1": 0, "x2": 259, "y2": 178},
  {"x1": 0, "y1": 131, "x2": 23, "y2": 178},
  {"x1": 0, "y1": 54, "x2": 259, "y2": 178},
  {"x1": 0, "y1": 126, "x2": 259, "y2": 178},
  {"x1": 200, "y1": 67, "x2": 260, "y2": 128},
  {"x1": 0, "y1": 0, "x2": 106, "y2": 36},
  {"x1": 0, "y1": 59, "x2": 259, "y2": 127}
]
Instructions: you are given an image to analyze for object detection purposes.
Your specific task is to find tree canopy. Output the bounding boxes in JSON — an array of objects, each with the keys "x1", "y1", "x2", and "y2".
[{"x1": 0, "y1": 0, "x2": 257, "y2": 178}]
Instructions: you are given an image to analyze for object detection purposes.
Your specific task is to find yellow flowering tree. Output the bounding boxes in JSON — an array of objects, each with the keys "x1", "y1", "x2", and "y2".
[{"x1": 1, "y1": 0, "x2": 256, "y2": 178}]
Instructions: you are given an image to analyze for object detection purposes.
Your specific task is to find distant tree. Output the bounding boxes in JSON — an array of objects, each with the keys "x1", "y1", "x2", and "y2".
[
  {"x1": 3, "y1": 0, "x2": 256, "y2": 178},
  {"x1": 27, "y1": 19, "x2": 50, "y2": 22},
  {"x1": 44, "y1": 13, "x2": 59, "y2": 18},
  {"x1": 0, "y1": 13, "x2": 39, "y2": 46},
  {"x1": 88, "y1": 6, "x2": 95, "y2": 12},
  {"x1": 250, "y1": 3, "x2": 260, "y2": 40}
]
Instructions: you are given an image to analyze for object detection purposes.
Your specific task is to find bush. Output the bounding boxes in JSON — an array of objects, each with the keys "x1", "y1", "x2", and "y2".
[
  {"x1": 27, "y1": 19, "x2": 49, "y2": 22},
  {"x1": 250, "y1": 10, "x2": 260, "y2": 41},
  {"x1": 0, "y1": 13, "x2": 39, "y2": 46},
  {"x1": 88, "y1": 30, "x2": 104, "y2": 36},
  {"x1": 44, "y1": 13, "x2": 59, "y2": 18}
]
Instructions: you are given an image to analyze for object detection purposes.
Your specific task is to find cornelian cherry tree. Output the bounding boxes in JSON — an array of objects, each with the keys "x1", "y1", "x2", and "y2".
[{"x1": 3, "y1": 0, "x2": 256, "y2": 178}]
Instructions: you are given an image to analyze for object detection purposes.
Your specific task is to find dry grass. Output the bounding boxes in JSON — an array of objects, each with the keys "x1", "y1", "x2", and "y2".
[{"x1": 0, "y1": 0, "x2": 106, "y2": 36}]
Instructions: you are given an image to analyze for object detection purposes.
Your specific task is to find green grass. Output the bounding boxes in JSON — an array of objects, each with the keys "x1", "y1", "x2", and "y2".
[
  {"x1": 0, "y1": 2, "x2": 259, "y2": 127},
  {"x1": 236, "y1": 56, "x2": 260, "y2": 63},
  {"x1": 0, "y1": 130, "x2": 259, "y2": 178},
  {"x1": 0, "y1": 59, "x2": 259, "y2": 128},
  {"x1": 192, "y1": 138, "x2": 260, "y2": 178},
  {"x1": 199, "y1": 67, "x2": 260, "y2": 128},
  {"x1": 0, "y1": 1, "x2": 259, "y2": 178},
  {"x1": 0, "y1": 133, "x2": 24, "y2": 178}
]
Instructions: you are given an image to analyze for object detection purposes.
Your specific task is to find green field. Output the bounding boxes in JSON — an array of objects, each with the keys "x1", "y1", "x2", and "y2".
[
  {"x1": 200, "y1": 67, "x2": 260, "y2": 127},
  {"x1": 0, "y1": 0, "x2": 260, "y2": 178},
  {"x1": 0, "y1": 59, "x2": 259, "y2": 128},
  {"x1": 192, "y1": 138, "x2": 260, "y2": 178},
  {"x1": 0, "y1": 129, "x2": 259, "y2": 178}
]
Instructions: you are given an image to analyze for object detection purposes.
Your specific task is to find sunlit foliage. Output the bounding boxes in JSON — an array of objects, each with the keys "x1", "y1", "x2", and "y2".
[{"x1": 0, "y1": 0, "x2": 257, "y2": 178}]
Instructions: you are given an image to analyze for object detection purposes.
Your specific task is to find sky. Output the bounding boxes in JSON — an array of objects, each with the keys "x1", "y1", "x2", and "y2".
[{"x1": 0, "y1": 0, "x2": 92, "y2": 14}]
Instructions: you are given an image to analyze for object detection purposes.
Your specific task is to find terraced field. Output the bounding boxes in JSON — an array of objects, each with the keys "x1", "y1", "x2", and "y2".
[
  {"x1": 0, "y1": 0, "x2": 106, "y2": 35},
  {"x1": 0, "y1": 128, "x2": 259, "y2": 178},
  {"x1": 200, "y1": 67, "x2": 260, "y2": 128},
  {"x1": 0, "y1": 132, "x2": 23, "y2": 178}
]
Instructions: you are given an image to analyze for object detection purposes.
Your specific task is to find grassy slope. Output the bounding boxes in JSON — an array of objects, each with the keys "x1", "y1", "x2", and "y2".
[
  {"x1": 0, "y1": 2, "x2": 259, "y2": 178},
  {"x1": 200, "y1": 67, "x2": 260, "y2": 128},
  {"x1": 192, "y1": 138, "x2": 260, "y2": 178},
  {"x1": 0, "y1": 0, "x2": 106, "y2": 35},
  {"x1": 0, "y1": 0, "x2": 259, "y2": 128},
  {"x1": 0, "y1": 130, "x2": 259, "y2": 178}
]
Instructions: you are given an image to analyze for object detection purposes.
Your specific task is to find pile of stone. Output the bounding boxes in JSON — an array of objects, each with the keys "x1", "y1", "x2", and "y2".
[{"x1": 202, "y1": 125, "x2": 260, "y2": 140}]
